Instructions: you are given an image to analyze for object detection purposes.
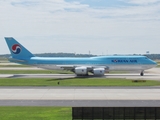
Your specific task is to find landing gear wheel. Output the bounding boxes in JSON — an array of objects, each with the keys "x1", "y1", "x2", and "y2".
[{"x1": 140, "y1": 72, "x2": 144, "y2": 76}]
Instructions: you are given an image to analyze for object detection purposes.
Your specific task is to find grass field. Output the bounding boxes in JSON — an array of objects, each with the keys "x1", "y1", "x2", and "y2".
[
  {"x1": 0, "y1": 69, "x2": 129, "y2": 74},
  {"x1": 0, "y1": 70, "x2": 72, "y2": 74},
  {"x1": 0, "y1": 65, "x2": 30, "y2": 67},
  {"x1": 0, "y1": 57, "x2": 8, "y2": 61},
  {"x1": 155, "y1": 61, "x2": 160, "y2": 67},
  {"x1": 0, "y1": 107, "x2": 71, "y2": 120},
  {"x1": 0, "y1": 78, "x2": 159, "y2": 86}
]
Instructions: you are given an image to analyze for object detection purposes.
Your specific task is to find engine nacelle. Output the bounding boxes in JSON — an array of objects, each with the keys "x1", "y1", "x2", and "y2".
[
  {"x1": 93, "y1": 68, "x2": 105, "y2": 76},
  {"x1": 75, "y1": 67, "x2": 87, "y2": 75}
]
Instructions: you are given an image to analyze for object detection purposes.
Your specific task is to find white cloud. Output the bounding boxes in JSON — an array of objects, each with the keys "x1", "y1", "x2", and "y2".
[
  {"x1": 0, "y1": 0, "x2": 160, "y2": 54},
  {"x1": 122, "y1": 0, "x2": 160, "y2": 5}
]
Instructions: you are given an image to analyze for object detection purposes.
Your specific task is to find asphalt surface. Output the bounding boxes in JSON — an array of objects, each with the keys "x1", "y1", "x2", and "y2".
[
  {"x1": 0, "y1": 86, "x2": 159, "y2": 107},
  {"x1": 1, "y1": 67, "x2": 160, "y2": 80},
  {"x1": 0, "y1": 100, "x2": 160, "y2": 107},
  {"x1": 1, "y1": 87, "x2": 160, "y2": 100},
  {"x1": 1, "y1": 73, "x2": 160, "y2": 80}
]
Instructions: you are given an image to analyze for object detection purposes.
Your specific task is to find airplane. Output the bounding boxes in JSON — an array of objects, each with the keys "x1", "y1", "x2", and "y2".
[{"x1": 5, "y1": 37, "x2": 157, "y2": 76}]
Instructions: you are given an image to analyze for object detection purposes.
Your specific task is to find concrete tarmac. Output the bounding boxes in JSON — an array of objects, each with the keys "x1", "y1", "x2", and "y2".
[
  {"x1": 1, "y1": 87, "x2": 159, "y2": 100},
  {"x1": 0, "y1": 73, "x2": 160, "y2": 80},
  {"x1": 0, "y1": 67, "x2": 160, "y2": 80},
  {"x1": 0, "y1": 87, "x2": 160, "y2": 107}
]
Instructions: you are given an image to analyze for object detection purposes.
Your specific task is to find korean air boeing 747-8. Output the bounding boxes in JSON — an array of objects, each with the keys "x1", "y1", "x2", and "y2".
[{"x1": 5, "y1": 37, "x2": 157, "y2": 76}]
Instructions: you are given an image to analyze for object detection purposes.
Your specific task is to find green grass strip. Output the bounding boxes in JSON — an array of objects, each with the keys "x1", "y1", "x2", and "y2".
[
  {"x1": 0, "y1": 78, "x2": 159, "y2": 86},
  {"x1": 0, "y1": 70, "x2": 128, "y2": 74},
  {"x1": 0, "y1": 107, "x2": 71, "y2": 120},
  {"x1": 0, "y1": 65, "x2": 30, "y2": 67},
  {"x1": 0, "y1": 70, "x2": 72, "y2": 74}
]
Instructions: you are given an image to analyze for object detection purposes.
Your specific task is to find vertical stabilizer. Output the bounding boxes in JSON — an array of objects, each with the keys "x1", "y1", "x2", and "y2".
[{"x1": 5, "y1": 37, "x2": 34, "y2": 59}]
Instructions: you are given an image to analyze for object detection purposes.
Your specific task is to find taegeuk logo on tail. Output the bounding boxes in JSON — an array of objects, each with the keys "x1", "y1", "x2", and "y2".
[{"x1": 11, "y1": 44, "x2": 21, "y2": 54}]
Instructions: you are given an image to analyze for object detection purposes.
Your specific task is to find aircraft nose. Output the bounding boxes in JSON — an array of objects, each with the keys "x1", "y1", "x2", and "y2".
[{"x1": 151, "y1": 60, "x2": 157, "y2": 66}]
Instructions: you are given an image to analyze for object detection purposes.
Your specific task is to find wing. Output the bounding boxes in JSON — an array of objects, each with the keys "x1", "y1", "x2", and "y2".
[
  {"x1": 57, "y1": 65, "x2": 109, "y2": 76},
  {"x1": 57, "y1": 65, "x2": 93, "y2": 71}
]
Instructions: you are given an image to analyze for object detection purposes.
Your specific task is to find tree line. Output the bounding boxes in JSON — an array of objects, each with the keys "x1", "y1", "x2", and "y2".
[{"x1": 0, "y1": 53, "x2": 160, "y2": 60}]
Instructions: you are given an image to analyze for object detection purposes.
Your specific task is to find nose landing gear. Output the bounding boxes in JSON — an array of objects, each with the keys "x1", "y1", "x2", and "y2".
[{"x1": 140, "y1": 71, "x2": 144, "y2": 76}]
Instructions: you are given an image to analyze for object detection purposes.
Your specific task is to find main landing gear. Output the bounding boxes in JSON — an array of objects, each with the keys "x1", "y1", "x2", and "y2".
[{"x1": 140, "y1": 71, "x2": 144, "y2": 76}]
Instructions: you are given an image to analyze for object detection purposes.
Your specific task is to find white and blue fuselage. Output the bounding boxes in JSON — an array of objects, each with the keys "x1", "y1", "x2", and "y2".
[
  {"x1": 5, "y1": 37, "x2": 157, "y2": 76},
  {"x1": 23, "y1": 56, "x2": 156, "y2": 71}
]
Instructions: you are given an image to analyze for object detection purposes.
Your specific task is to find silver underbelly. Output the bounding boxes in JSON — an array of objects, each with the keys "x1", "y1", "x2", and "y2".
[{"x1": 108, "y1": 64, "x2": 156, "y2": 71}]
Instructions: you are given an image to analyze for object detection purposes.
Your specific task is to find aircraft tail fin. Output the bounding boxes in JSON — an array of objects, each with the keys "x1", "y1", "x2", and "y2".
[{"x1": 5, "y1": 37, "x2": 34, "y2": 59}]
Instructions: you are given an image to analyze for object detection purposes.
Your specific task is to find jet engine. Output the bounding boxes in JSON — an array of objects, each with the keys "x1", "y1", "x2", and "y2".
[
  {"x1": 93, "y1": 68, "x2": 105, "y2": 76},
  {"x1": 75, "y1": 67, "x2": 88, "y2": 75}
]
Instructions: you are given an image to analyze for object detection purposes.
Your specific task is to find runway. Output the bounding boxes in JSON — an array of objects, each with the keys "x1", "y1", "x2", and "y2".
[
  {"x1": 1, "y1": 86, "x2": 160, "y2": 100},
  {"x1": 0, "y1": 86, "x2": 160, "y2": 107},
  {"x1": 1, "y1": 73, "x2": 160, "y2": 80},
  {"x1": 0, "y1": 67, "x2": 160, "y2": 106},
  {"x1": 0, "y1": 67, "x2": 160, "y2": 80}
]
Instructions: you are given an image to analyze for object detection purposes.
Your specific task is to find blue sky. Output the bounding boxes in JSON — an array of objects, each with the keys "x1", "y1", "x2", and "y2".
[
  {"x1": 65, "y1": 0, "x2": 130, "y2": 8},
  {"x1": 0, "y1": 0, "x2": 160, "y2": 55}
]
